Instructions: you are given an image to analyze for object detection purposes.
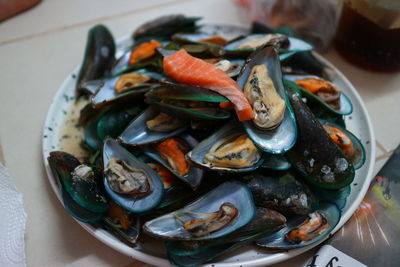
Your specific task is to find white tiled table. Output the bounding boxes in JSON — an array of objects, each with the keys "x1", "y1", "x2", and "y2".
[{"x1": 0, "y1": 0, "x2": 399, "y2": 266}]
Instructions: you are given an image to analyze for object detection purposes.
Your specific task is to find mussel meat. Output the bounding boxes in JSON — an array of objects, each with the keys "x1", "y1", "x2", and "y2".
[
  {"x1": 244, "y1": 64, "x2": 286, "y2": 130},
  {"x1": 286, "y1": 211, "x2": 328, "y2": 243},
  {"x1": 156, "y1": 138, "x2": 190, "y2": 176},
  {"x1": 238, "y1": 33, "x2": 289, "y2": 49},
  {"x1": 129, "y1": 40, "x2": 161, "y2": 66},
  {"x1": 114, "y1": 72, "x2": 152, "y2": 93},
  {"x1": 147, "y1": 162, "x2": 176, "y2": 189},
  {"x1": 295, "y1": 78, "x2": 341, "y2": 110},
  {"x1": 323, "y1": 123, "x2": 355, "y2": 161},
  {"x1": 204, "y1": 133, "x2": 261, "y2": 168},
  {"x1": 146, "y1": 112, "x2": 185, "y2": 132},
  {"x1": 175, "y1": 202, "x2": 239, "y2": 237},
  {"x1": 105, "y1": 158, "x2": 151, "y2": 197}
]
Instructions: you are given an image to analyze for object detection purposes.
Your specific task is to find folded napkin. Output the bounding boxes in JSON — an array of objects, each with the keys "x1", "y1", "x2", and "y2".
[{"x1": 0, "y1": 164, "x2": 27, "y2": 267}]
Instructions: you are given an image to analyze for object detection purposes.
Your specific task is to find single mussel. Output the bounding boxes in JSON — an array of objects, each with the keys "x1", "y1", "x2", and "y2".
[
  {"x1": 103, "y1": 138, "x2": 164, "y2": 213},
  {"x1": 111, "y1": 40, "x2": 165, "y2": 75},
  {"x1": 145, "y1": 82, "x2": 231, "y2": 120},
  {"x1": 144, "y1": 134, "x2": 204, "y2": 189},
  {"x1": 284, "y1": 80, "x2": 355, "y2": 190},
  {"x1": 103, "y1": 200, "x2": 141, "y2": 246},
  {"x1": 319, "y1": 119, "x2": 365, "y2": 170},
  {"x1": 119, "y1": 106, "x2": 188, "y2": 146},
  {"x1": 256, "y1": 202, "x2": 340, "y2": 250},
  {"x1": 187, "y1": 121, "x2": 263, "y2": 172},
  {"x1": 90, "y1": 70, "x2": 166, "y2": 108},
  {"x1": 236, "y1": 45, "x2": 297, "y2": 153},
  {"x1": 47, "y1": 151, "x2": 108, "y2": 223},
  {"x1": 165, "y1": 207, "x2": 286, "y2": 267},
  {"x1": 133, "y1": 14, "x2": 201, "y2": 41},
  {"x1": 223, "y1": 34, "x2": 313, "y2": 59},
  {"x1": 245, "y1": 171, "x2": 317, "y2": 215},
  {"x1": 76, "y1": 24, "x2": 115, "y2": 95},
  {"x1": 143, "y1": 181, "x2": 256, "y2": 240},
  {"x1": 284, "y1": 75, "x2": 353, "y2": 115}
]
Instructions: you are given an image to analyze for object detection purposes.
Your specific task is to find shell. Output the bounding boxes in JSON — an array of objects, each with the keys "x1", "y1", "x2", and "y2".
[
  {"x1": 236, "y1": 45, "x2": 297, "y2": 154},
  {"x1": 284, "y1": 74, "x2": 353, "y2": 115},
  {"x1": 119, "y1": 106, "x2": 188, "y2": 146},
  {"x1": 91, "y1": 70, "x2": 166, "y2": 108},
  {"x1": 285, "y1": 80, "x2": 355, "y2": 190},
  {"x1": 143, "y1": 181, "x2": 256, "y2": 240},
  {"x1": 187, "y1": 121, "x2": 263, "y2": 172},
  {"x1": 103, "y1": 138, "x2": 164, "y2": 213},
  {"x1": 255, "y1": 202, "x2": 340, "y2": 250}
]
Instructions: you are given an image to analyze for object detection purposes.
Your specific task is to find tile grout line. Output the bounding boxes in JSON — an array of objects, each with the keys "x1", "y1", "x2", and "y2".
[
  {"x1": 0, "y1": 0, "x2": 192, "y2": 47},
  {"x1": 0, "y1": 142, "x2": 4, "y2": 166},
  {"x1": 375, "y1": 140, "x2": 388, "y2": 154},
  {"x1": 375, "y1": 150, "x2": 394, "y2": 162}
]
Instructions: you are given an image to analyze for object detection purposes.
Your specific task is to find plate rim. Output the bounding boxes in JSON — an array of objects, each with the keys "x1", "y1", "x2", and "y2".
[{"x1": 42, "y1": 24, "x2": 376, "y2": 267}]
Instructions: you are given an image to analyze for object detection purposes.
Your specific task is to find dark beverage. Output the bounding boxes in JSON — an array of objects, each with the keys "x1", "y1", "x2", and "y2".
[{"x1": 334, "y1": 1, "x2": 400, "y2": 72}]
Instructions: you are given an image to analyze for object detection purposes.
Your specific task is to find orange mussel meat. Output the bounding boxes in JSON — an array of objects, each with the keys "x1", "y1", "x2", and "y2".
[
  {"x1": 156, "y1": 138, "x2": 190, "y2": 176},
  {"x1": 295, "y1": 78, "x2": 341, "y2": 110},
  {"x1": 147, "y1": 162, "x2": 176, "y2": 189},
  {"x1": 129, "y1": 40, "x2": 161, "y2": 66},
  {"x1": 323, "y1": 124, "x2": 355, "y2": 161}
]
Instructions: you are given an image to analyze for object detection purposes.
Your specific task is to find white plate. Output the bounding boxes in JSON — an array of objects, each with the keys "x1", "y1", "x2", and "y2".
[{"x1": 42, "y1": 24, "x2": 375, "y2": 267}]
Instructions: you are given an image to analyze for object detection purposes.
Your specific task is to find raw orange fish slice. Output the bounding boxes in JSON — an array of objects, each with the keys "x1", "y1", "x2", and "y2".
[{"x1": 163, "y1": 49, "x2": 254, "y2": 121}]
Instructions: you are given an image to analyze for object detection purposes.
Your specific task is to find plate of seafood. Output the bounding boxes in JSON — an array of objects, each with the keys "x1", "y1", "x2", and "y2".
[{"x1": 42, "y1": 15, "x2": 375, "y2": 267}]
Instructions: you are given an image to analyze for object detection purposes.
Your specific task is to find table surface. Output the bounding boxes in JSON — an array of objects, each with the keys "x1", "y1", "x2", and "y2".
[{"x1": 0, "y1": 0, "x2": 399, "y2": 266}]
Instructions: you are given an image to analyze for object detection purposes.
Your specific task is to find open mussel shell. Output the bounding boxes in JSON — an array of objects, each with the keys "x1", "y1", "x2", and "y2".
[
  {"x1": 260, "y1": 153, "x2": 292, "y2": 170},
  {"x1": 111, "y1": 43, "x2": 165, "y2": 76},
  {"x1": 91, "y1": 70, "x2": 166, "y2": 108},
  {"x1": 284, "y1": 74, "x2": 353, "y2": 115},
  {"x1": 223, "y1": 34, "x2": 313, "y2": 58},
  {"x1": 255, "y1": 202, "x2": 340, "y2": 250},
  {"x1": 143, "y1": 181, "x2": 256, "y2": 241},
  {"x1": 166, "y1": 210, "x2": 285, "y2": 267},
  {"x1": 103, "y1": 201, "x2": 141, "y2": 246},
  {"x1": 245, "y1": 171, "x2": 317, "y2": 216},
  {"x1": 47, "y1": 151, "x2": 108, "y2": 213},
  {"x1": 102, "y1": 138, "x2": 164, "y2": 213},
  {"x1": 167, "y1": 226, "x2": 282, "y2": 267},
  {"x1": 143, "y1": 134, "x2": 204, "y2": 189},
  {"x1": 165, "y1": 207, "x2": 286, "y2": 256},
  {"x1": 76, "y1": 24, "x2": 116, "y2": 95},
  {"x1": 145, "y1": 83, "x2": 231, "y2": 120},
  {"x1": 137, "y1": 154, "x2": 193, "y2": 209},
  {"x1": 119, "y1": 106, "x2": 188, "y2": 146},
  {"x1": 236, "y1": 45, "x2": 297, "y2": 154},
  {"x1": 187, "y1": 121, "x2": 264, "y2": 172},
  {"x1": 285, "y1": 80, "x2": 355, "y2": 190},
  {"x1": 319, "y1": 119, "x2": 366, "y2": 170}
]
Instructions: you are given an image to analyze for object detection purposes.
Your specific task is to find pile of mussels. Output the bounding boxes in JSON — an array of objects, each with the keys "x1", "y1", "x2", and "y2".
[{"x1": 48, "y1": 15, "x2": 366, "y2": 266}]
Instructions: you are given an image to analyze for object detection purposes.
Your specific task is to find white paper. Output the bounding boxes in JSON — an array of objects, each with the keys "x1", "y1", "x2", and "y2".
[
  {"x1": 0, "y1": 164, "x2": 27, "y2": 267},
  {"x1": 305, "y1": 244, "x2": 367, "y2": 267}
]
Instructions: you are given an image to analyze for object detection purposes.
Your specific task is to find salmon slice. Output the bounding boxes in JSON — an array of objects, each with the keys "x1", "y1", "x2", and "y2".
[{"x1": 163, "y1": 49, "x2": 254, "y2": 121}]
